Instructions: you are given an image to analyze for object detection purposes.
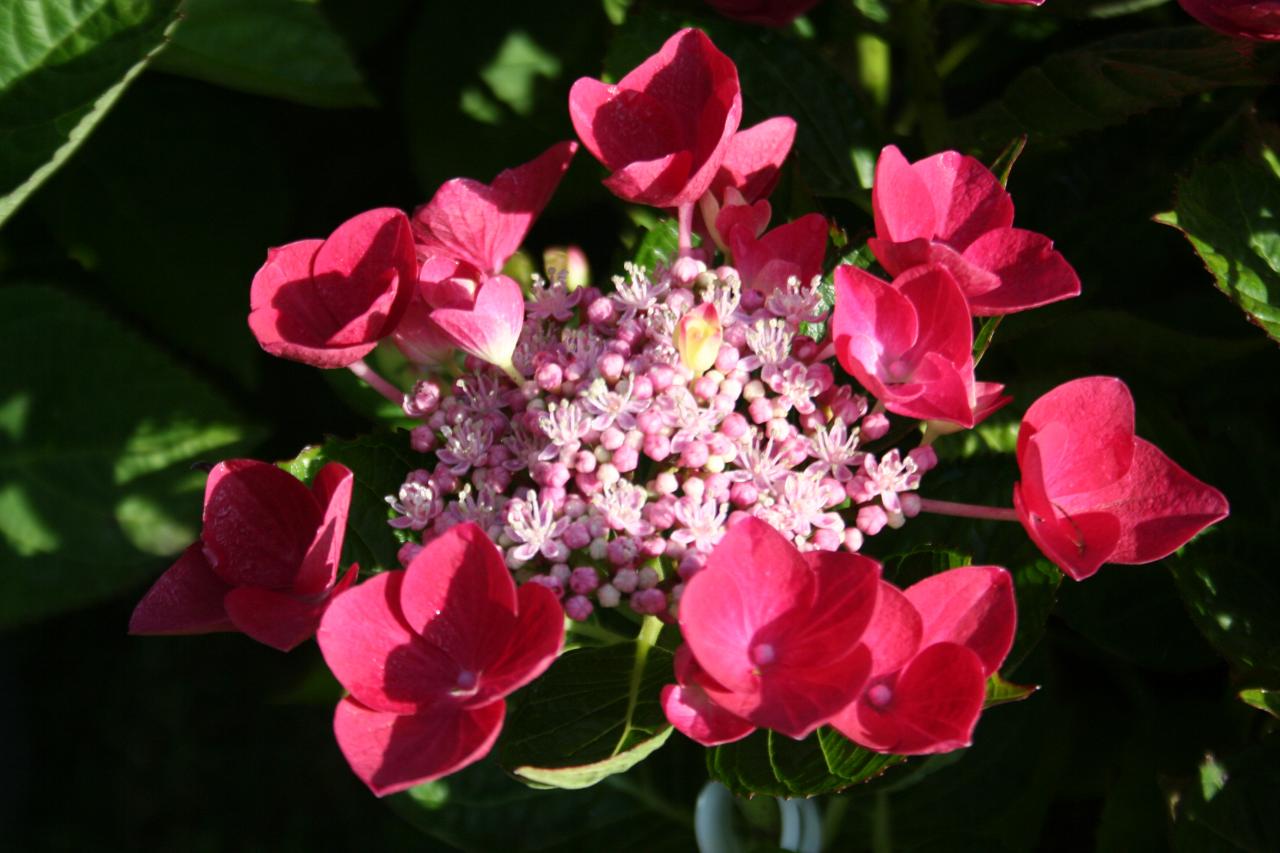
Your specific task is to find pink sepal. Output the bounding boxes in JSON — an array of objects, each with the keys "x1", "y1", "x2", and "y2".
[
  {"x1": 661, "y1": 646, "x2": 757, "y2": 746},
  {"x1": 833, "y1": 643, "x2": 986, "y2": 755},
  {"x1": 569, "y1": 28, "x2": 742, "y2": 207},
  {"x1": 333, "y1": 696, "x2": 506, "y2": 797},
  {"x1": 248, "y1": 209, "x2": 416, "y2": 368},
  {"x1": 413, "y1": 141, "x2": 577, "y2": 275},
  {"x1": 225, "y1": 564, "x2": 359, "y2": 653},
  {"x1": 731, "y1": 213, "x2": 828, "y2": 294},
  {"x1": 904, "y1": 566, "x2": 1016, "y2": 677},
  {"x1": 128, "y1": 544, "x2": 234, "y2": 636}
]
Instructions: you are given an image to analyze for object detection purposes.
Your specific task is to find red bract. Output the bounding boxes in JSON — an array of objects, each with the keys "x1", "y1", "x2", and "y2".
[
  {"x1": 1178, "y1": 1, "x2": 1280, "y2": 39},
  {"x1": 661, "y1": 645, "x2": 757, "y2": 746},
  {"x1": 569, "y1": 28, "x2": 742, "y2": 207},
  {"x1": 677, "y1": 517, "x2": 878, "y2": 739},
  {"x1": 394, "y1": 257, "x2": 526, "y2": 374},
  {"x1": 710, "y1": 117, "x2": 797, "y2": 204},
  {"x1": 831, "y1": 567, "x2": 1015, "y2": 755},
  {"x1": 731, "y1": 213, "x2": 828, "y2": 293},
  {"x1": 868, "y1": 146, "x2": 1080, "y2": 316},
  {"x1": 130, "y1": 460, "x2": 357, "y2": 652},
  {"x1": 705, "y1": 0, "x2": 823, "y2": 26},
  {"x1": 833, "y1": 264, "x2": 1005, "y2": 428},
  {"x1": 412, "y1": 141, "x2": 578, "y2": 276},
  {"x1": 317, "y1": 523, "x2": 564, "y2": 796},
  {"x1": 1014, "y1": 377, "x2": 1230, "y2": 581},
  {"x1": 248, "y1": 208, "x2": 417, "y2": 368}
]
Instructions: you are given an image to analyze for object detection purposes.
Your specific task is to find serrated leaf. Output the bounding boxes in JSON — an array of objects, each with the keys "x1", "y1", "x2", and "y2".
[
  {"x1": 708, "y1": 727, "x2": 904, "y2": 798},
  {"x1": 282, "y1": 431, "x2": 416, "y2": 572},
  {"x1": 1239, "y1": 688, "x2": 1280, "y2": 720},
  {"x1": 499, "y1": 638, "x2": 674, "y2": 789},
  {"x1": 953, "y1": 28, "x2": 1280, "y2": 152},
  {"x1": 0, "y1": 0, "x2": 182, "y2": 226},
  {"x1": 0, "y1": 285, "x2": 255, "y2": 627},
  {"x1": 1158, "y1": 145, "x2": 1280, "y2": 343},
  {"x1": 154, "y1": 0, "x2": 374, "y2": 108}
]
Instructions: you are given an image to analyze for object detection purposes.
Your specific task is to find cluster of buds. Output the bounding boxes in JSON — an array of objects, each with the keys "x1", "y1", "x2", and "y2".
[{"x1": 129, "y1": 26, "x2": 1228, "y2": 798}]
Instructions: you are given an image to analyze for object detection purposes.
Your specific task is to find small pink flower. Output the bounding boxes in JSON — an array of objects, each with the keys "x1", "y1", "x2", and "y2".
[
  {"x1": 831, "y1": 566, "x2": 1015, "y2": 755},
  {"x1": 569, "y1": 28, "x2": 742, "y2": 207},
  {"x1": 868, "y1": 145, "x2": 1079, "y2": 315},
  {"x1": 833, "y1": 264, "x2": 993, "y2": 428},
  {"x1": 677, "y1": 517, "x2": 879, "y2": 738},
  {"x1": 248, "y1": 208, "x2": 417, "y2": 368},
  {"x1": 731, "y1": 213, "x2": 828, "y2": 294},
  {"x1": 412, "y1": 142, "x2": 578, "y2": 276},
  {"x1": 704, "y1": 0, "x2": 823, "y2": 27},
  {"x1": 1177, "y1": 1, "x2": 1280, "y2": 40},
  {"x1": 317, "y1": 523, "x2": 564, "y2": 796},
  {"x1": 1014, "y1": 377, "x2": 1229, "y2": 581},
  {"x1": 129, "y1": 460, "x2": 357, "y2": 652}
]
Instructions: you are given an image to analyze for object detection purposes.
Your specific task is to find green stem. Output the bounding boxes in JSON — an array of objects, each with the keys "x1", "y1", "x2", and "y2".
[
  {"x1": 871, "y1": 791, "x2": 892, "y2": 853},
  {"x1": 898, "y1": 0, "x2": 948, "y2": 150}
]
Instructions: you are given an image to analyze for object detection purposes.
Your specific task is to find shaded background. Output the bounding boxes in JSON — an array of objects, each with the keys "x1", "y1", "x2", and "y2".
[{"x1": 2, "y1": 0, "x2": 1278, "y2": 849}]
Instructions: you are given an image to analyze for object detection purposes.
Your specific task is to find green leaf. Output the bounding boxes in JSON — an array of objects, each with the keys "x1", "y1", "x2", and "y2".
[
  {"x1": 708, "y1": 727, "x2": 905, "y2": 798},
  {"x1": 1168, "y1": 535, "x2": 1280, "y2": 680},
  {"x1": 499, "y1": 634, "x2": 675, "y2": 789},
  {"x1": 953, "y1": 28, "x2": 1280, "y2": 153},
  {"x1": 282, "y1": 431, "x2": 416, "y2": 573},
  {"x1": 632, "y1": 218, "x2": 685, "y2": 276},
  {"x1": 0, "y1": 285, "x2": 255, "y2": 627},
  {"x1": 984, "y1": 674, "x2": 1038, "y2": 709},
  {"x1": 1005, "y1": 559, "x2": 1061, "y2": 673},
  {"x1": 1170, "y1": 740, "x2": 1280, "y2": 852},
  {"x1": 882, "y1": 546, "x2": 972, "y2": 589},
  {"x1": 1157, "y1": 145, "x2": 1280, "y2": 343},
  {"x1": 391, "y1": 756, "x2": 695, "y2": 851},
  {"x1": 154, "y1": 0, "x2": 374, "y2": 108},
  {"x1": 1239, "y1": 688, "x2": 1280, "y2": 720},
  {"x1": 973, "y1": 316, "x2": 1003, "y2": 365},
  {"x1": 0, "y1": 0, "x2": 182, "y2": 226}
]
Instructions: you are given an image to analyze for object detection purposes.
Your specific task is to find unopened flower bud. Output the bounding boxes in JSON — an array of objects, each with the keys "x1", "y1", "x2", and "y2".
[{"x1": 675, "y1": 303, "x2": 722, "y2": 378}]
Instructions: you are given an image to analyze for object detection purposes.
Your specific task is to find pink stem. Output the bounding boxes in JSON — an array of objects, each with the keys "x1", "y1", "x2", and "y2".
[
  {"x1": 677, "y1": 202, "x2": 695, "y2": 258},
  {"x1": 348, "y1": 359, "x2": 403, "y2": 406},
  {"x1": 917, "y1": 498, "x2": 1020, "y2": 523}
]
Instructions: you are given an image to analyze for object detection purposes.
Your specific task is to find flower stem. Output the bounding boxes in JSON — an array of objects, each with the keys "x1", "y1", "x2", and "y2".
[
  {"x1": 566, "y1": 618, "x2": 632, "y2": 645},
  {"x1": 348, "y1": 358, "x2": 403, "y2": 405},
  {"x1": 898, "y1": 0, "x2": 948, "y2": 150},
  {"x1": 676, "y1": 202, "x2": 695, "y2": 259},
  {"x1": 917, "y1": 497, "x2": 1020, "y2": 523}
]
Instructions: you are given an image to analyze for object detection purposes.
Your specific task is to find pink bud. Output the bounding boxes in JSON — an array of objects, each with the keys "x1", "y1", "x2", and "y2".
[
  {"x1": 409, "y1": 426, "x2": 436, "y2": 453},
  {"x1": 909, "y1": 446, "x2": 939, "y2": 472},
  {"x1": 612, "y1": 445, "x2": 640, "y2": 473},
  {"x1": 570, "y1": 567, "x2": 600, "y2": 594},
  {"x1": 857, "y1": 505, "x2": 889, "y2": 536},
  {"x1": 862, "y1": 412, "x2": 891, "y2": 440},
  {"x1": 544, "y1": 246, "x2": 590, "y2": 290},
  {"x1": 644, "y1": 433, "x2": 672, "y2": 461}
]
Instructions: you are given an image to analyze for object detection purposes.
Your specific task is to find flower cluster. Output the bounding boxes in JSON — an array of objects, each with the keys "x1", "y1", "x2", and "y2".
[{"x1": 129, "y1": 25, "x2": 1229, "y2": 797}]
